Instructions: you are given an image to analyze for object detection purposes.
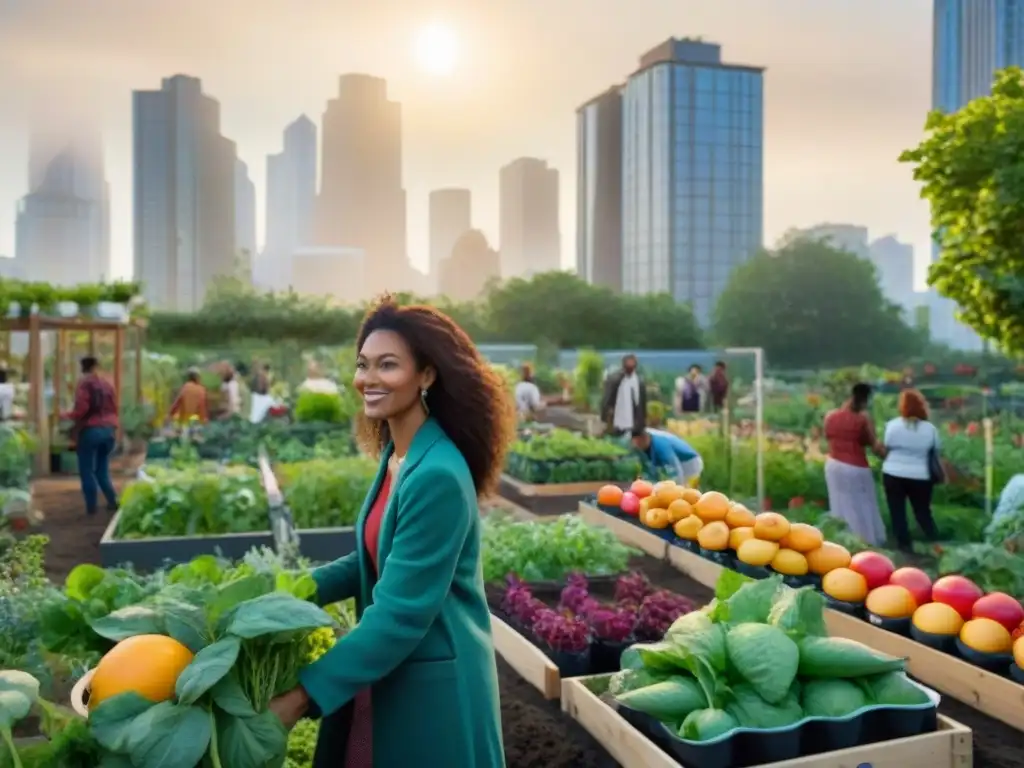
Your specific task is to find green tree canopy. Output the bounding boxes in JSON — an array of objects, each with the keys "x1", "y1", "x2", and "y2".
[
  {"x1": 711, "y1": 239, "x2": 925, "y2": 369},
  {"x1": 900, "y1": 66, "x2": 1024, "y2": 354}
]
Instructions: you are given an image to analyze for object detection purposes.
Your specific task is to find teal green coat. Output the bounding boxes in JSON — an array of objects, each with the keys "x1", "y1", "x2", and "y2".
[{"x1": 298, "y1": 417, "x2": 505, "y2": 768}]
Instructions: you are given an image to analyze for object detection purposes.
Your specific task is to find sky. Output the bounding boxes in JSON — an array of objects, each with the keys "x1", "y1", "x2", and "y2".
[{"x1": 0, "y1": 0, "x2": 935, "y2": 288}]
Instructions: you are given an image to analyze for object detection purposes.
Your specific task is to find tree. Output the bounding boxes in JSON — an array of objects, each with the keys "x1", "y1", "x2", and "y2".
[
  {"x1": 900, "y1": 66, "x2": 1024, "y2": 354},
  {"x1": 712, "y1": 239, "x2": 925, "y2": 369}
]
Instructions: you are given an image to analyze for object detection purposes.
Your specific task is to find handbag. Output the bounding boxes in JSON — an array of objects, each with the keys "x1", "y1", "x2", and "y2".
[{"x1": 927, "y1": 430, "x2": 946, "y2": 485}]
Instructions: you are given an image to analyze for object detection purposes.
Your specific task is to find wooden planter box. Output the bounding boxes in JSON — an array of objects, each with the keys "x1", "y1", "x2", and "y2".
[
  {"x1": 499, "y1": 474, "x2": 613, "y2": 517},
  {"x1": 561, "y1": 675, "x2": 973, "y2": 768},
  {"x1": 99, "y1": 511, "x2": 355, "y2": 569},
  {"x1": 576, "y1": 502, "x2": 670, "y2": 560},
  {"x1": 491, "y1": 614, "x2": 562, "y2": 699}
]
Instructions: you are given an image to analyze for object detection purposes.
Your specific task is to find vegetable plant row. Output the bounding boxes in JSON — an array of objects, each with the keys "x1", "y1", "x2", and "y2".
[
  {"x1": 605, "y1": 571, "x2": 944, "y2": 768},
  {"x1": 598, "y1": 477, "x2": 1024, "y2": 688},
  {"x1": 505, "y1": 428, "x2": 642, "y2": 484}
]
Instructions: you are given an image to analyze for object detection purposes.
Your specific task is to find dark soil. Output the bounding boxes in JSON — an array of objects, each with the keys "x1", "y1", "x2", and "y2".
[{"x1": 34, "y1": 476, "x2": 125, "y2": 581}]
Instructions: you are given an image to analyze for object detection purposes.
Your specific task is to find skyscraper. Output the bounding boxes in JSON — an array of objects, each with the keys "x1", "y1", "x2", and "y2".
[
  {"x1": 234, "y1": 158, "x2": 257, "y2": 280},
  {"x1": 928, "y1": 0, "x2": 1018, "y2": 349},
  {"x1": 576, "y1": 87, "x2": 623, "y2": 291},
  {"x1": 133, "y1": 75, "x2": 237, "y2": 311},
  {"x1": 870, "y1": 235, "x2": 916, "y2": 314},
  {"x1": 428, "y1": 188, "x2": 472, "y2": 292},
  {"x1": 15, "y1": 120, "x2": 110, "y2": 284},
  {"x1": 260, "y1": 115, "x2": 317, "y2": 290},
  {"x1": 499, "y1": 158, "x2": 560, "y2": 278},
  {"x1": 621, "y1": 38, "x2": 764, "y2": 326},
  {"x1": 315, "y1": 75, "x2": 408, "y2": 295}
]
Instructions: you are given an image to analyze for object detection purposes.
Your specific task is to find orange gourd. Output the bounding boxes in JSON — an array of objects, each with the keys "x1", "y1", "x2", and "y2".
[{"x1": 89, "y1": 634, "x2": 194, "y2": 709}]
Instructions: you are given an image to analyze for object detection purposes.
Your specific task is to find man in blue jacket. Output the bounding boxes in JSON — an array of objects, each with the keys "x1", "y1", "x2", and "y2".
[{"x1": 631, "y1": 427, "x2": 704, "y2": 487}]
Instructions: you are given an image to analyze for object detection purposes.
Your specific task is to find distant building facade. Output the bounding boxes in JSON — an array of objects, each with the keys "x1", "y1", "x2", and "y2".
[
  {"x1": 133, "y1": 75, "x2": 237, "y2": 311},
  {"x1": 499, "y1": 157, "x2": 560, "y2": 279},
  {"x1": 869, "y1": 235, "x2": 916, "y2": 314},
  {"x1": 234, "y1": 158, "x2": 257, "y2": 281},
  {"x1": 778, "y1": 223, "x2": 869, "y2": 260},
  {"x1": 289, "y1": 246, "x2": 365, "y2": 306},
  {"x1": 438, "y1": 229, "x2": 500, "y2": 301},
  {"x1": 428, "y1": 188, "x2": 472, "y2": 294},
  {"x1": 620, "y1": 38, "x2": 764, "y2": 326},
  {"x1": 576, "y1": 87, "x2": 624, "y2": 291}
]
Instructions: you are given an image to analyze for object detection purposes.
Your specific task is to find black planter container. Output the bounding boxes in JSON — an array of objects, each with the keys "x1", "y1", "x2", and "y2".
[
  {"x1": 823, "y1": 595, "x2": 865, "y2": 618},
  {"x1": 866, "y1": 613, "x2": 912, "y2": 636},
  {"x1": 735, "y1": 561, "x2": 772, "y2": 580},
  {"x1": 674, "y1": 538, "x2": 700, "y2": 553},
  {"x1": 547, "y1": 646, "x2": 592, "y2": 677},
  {"x1": 955, "y1": 639, "x2": 1014, "y2": 673},
  {"x1": 591, "y1": 637, "x2": 632, "y2": 674},
  {"x1": 910, "y1": 626, "x2": 958, "y2": 654},
  {"x1": 1009, "y1": 662, "x2": 1024, "y2": 684}
]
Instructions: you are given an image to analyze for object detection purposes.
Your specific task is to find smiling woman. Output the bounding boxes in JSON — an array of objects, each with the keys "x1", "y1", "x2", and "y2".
[{"x1": 414, "y1": 22, "x2": 459, "y2": 75}]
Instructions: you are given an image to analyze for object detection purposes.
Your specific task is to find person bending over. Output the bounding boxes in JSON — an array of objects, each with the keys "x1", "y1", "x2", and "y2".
[{"x1": 632, "y1": 426, "x2": 703, "y2": 487}]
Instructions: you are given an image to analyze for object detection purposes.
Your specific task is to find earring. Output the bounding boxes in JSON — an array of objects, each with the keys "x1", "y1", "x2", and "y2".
[{"x1": 420, "y1": 387, "x2": 430, "y2": 415}]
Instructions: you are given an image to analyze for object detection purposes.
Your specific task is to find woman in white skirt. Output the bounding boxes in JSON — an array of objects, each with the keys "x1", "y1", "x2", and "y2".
[{"x1": 822, "y1": 383, "x2": 887, "y2": 546}]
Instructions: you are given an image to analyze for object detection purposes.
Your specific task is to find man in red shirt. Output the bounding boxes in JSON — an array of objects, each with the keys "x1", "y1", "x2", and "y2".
[{"x1": 64, "y1": 356, "x2": 120, "y2": 516}]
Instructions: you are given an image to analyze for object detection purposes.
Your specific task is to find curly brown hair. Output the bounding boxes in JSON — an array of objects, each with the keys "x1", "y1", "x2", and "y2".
[
  {"x1": 899, "y1": 388, "x2": 930, "y2": 421},
  {"x1": 353, "y1": 296, "x2": 516, "y2": 496}
]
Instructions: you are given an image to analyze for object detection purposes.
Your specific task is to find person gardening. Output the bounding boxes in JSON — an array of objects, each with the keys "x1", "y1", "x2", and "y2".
[
  {"x1": 631, "y1": 426, "x2": 703, "y2": 487},
  {"x1": 64, "y1": 356, "x2": 119, "y2": 516},
  {"x1": 167, "y1": 368, "x2": 209, "y2": 424}
]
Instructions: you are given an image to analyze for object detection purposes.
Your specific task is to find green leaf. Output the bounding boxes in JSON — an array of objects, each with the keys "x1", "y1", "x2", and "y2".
[
  {"x1": 224, "y1": 592, "x2": 334, "y2": 640},
  {"x1": 725, "y1": 623, "x2": 800, "y2": 704},
  {"x1": 88, "y1": 691, "x2": 154, "y2": 752},
  {"x1": 175, "y1": 636, "x2": 242, "y2": 705},
  {"x1": 711, "y1": 575, "x2": 783, "y2": 625},
  {"x1": 127, "y1": 702, "x2": 211, "y2": 768},
  {"x1": 767, "y1": 585, "x2": 828, "y2": 638},
  {"x1": 216, "y1": 708, "x2": 288, "y2": 767},
  {"x1": 0, "y1": 670, "x2": 40, "y2": 729},
  {"x1": 210, "y1": 673, "x2": 257, "y2": 718},
  {"x1": 614, "y1": 676, "x2": 707, "y2": 721},
  {"x1": 98, "y1": 755, "x2": 136, "y2": 768},
  {"x1": 65, "y1": 563, "x2": 107, "y2": 601},
  {"x1": 713, "y1": 569, "x2": 751, "y2": 601},
  {"x1": 208, "y1": 574, "x2": 276, "y2": 630},
  {"x1": 89, "y1": 605, "x2": 164, "y2": 640},
  {"x1": 160, "y1": 600, "x2": 210, "y2": 653}
]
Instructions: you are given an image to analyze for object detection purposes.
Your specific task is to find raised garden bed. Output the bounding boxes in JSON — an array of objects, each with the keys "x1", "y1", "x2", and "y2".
[
  {"x1": 500, "y1": 473, "x2": 623, "y2": 516},
  {"x1": 562, "y1": 675, "x2": 973, "y2": 768}
]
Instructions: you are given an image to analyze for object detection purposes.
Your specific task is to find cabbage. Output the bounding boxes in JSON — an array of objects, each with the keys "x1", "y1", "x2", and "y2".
[
  {"x1": 725, "y1": 623, "x2": 799, "y2": 703},
  {"x1": 711, "y1": 575, "x2": 784, "y2": 624},
  {"x1": 767, "y1": 586, "x2": 828, "y2": 638},
  {"x1": 679, "y1": 708, "x2": 738, "y2": 741},
  {"x1": 607, "y1": 668, "x2": 667, "y2": 696},
  {"x1": 615, "y1": 676, "x2": 707, "y2": 721},
  {"x1": 724, "y1": 682, "x2": 803, "y2": 729},
  {"x1": 797, "y1": 636, "x2": 906, "y2": 678},
  {"x1": 801, "y1": 679, "x2": 867, "y2": 718},
  {"x1": 665, "y1": 615, "x2": 727, "y2": 673},
  {"x1": 859, "y1": 672, "x2": 931, "y2": 706}
]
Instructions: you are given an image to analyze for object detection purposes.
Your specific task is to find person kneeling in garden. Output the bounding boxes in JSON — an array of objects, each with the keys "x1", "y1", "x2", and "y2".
[{"x1": 631, "y1": 426, "x2": 703, "y2": 487}]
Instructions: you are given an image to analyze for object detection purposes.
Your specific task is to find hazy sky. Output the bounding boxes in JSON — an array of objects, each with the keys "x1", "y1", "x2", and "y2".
[{"x1": 0, "y1": 0, "x2": 934, "y2": 287}]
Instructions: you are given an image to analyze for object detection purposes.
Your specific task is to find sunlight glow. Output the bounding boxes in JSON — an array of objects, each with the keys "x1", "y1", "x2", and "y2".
[{"x1": 414, "y1": 23, "x2": 459, "y2": 76}]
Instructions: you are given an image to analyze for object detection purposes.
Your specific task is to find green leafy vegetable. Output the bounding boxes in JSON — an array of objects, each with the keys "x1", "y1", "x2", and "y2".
[
  {"x1": 724, "y1": 682, "x2": 803, "y2": 729},
  {"x1": 711, "y1": 575, "x2": 783, "y2": 624},
  {"x1": 606, "y1": 668, "x2": 668, "y2": 696},
  {"x1": 796, "y1": 637, "x2": 906, "y2": 678},
  {"x1": 801, "y1": 679, "x2": 867, "y2": 718},
  {"x1": 767, "y1": 586, "x2": 828, "y2": 638},
  {"x1": 725, "y1": 623, "x2": 799, "y2": 704},
  {"x1": 615, "y1": 676, "x2": 707, "y2": 721},
  {"x1": 0, "y1": 669, "x2": 40, "y2": 768},
  {"x1": 858, "y1": 672, "x2": 930, "y2": 707},
  {"x1": 679, "y1": 708, "x2": 738, "y2": 742}
]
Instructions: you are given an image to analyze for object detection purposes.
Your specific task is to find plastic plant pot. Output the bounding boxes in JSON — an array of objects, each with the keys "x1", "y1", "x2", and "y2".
[
  {"x1": 591, "y1": 637, "x2": 633, "y2": 675},
  {"x1": 909, "y1": 625, "x2": 959, "y2": 654},
  {"x1": 955, "y1": 639, "x2": 1014, "y2": 673},
  {"x1": 1009, "y1": 663, "x2": 1024, "y2": 684},
  {"x1": 776, "y1": 573, "x2": 815, "y2": 589},
  {"x1": 674, "y1": 538, "x2": 700, "y2": 553},
  {"x1": 735, "y1": 561, "x2": 772, "y2": 580},
  {"x1": 823, "y1": 595, "x2": 865, "y2": 618},
  {"x1": 548, "y1": 646, "x2": 592, "y2": 677},
  {"x1": 699, "y1": 548, "x2": 733, "y2": 567},
  {"x1": 866, "y1": 613, "x2": 912, "y2": 636}
]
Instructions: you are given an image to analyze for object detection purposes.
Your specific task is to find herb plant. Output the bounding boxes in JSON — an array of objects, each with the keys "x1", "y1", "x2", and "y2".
[{"x1": 277, "y1": 457, "x2": 377, "y2": 529}]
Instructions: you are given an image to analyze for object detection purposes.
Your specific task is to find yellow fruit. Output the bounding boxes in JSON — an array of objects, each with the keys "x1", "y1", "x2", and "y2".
[
  {"x1": 638, "y1": 498, "x2": 651, "y2": 526},
  {"x1": 694, "y1": 491, "x2": 730, "y2": 522},
  {"x1": 654, "y1": 485, "x2": 684, "y2": 509},
  {"x1": 805, "y1": 542, "x2": 852, "y2": 575},
  {"x1": 960, "y1": 618, "x2": 1013, "y2": 654},
  {"x1": 680, "y1": 487, "x2": 702, "y2": 505},
  {"x1": 912, "y1": 602, "x2": 964, "y2": 636},
  {"x1": 1014, "y1": 636, "x2": 1024, "y2": 670},
  {"x1": 725, "y1": 504, "x2": 755, "y2": 528},
  {"x1": 753, "y1": 512, "x2": 791, "y2": 541},
  {"x1": 771, "y1": 548, "x2": 808, "y2": 576},
  {"x1": 697, "y1": 521, "x2": 730, "y2": 551},
  {"x1": 736, "y1": 539, "x2": 779, "y2": 567},
  {"x1": 674, "y1": 515, "x2": 703, "y2": 541},
  {"x1": 652, "y1": 480, "x2": 677, "y2": 495},
  {"x1": 667, "y1": 499, "x2": 693, "y2": 524},
  {"x1": 865, "y1": 585, "x2": 917, "y2": 619},
  {"x1": 729, "y1": 526, "x2": 755, "y2": 551},
  {"x1": 90, "y1": 635, "x2": 194, "y2": 709},
  {"x1": 821, "y1": 567, "x2": 868, "y2": 603},
  {"x1": 646, "y1": 507, "x2": 671, "y2": 530},
  {"x1": 779, "y1": 523, "x2": 824, "y2": 553}
]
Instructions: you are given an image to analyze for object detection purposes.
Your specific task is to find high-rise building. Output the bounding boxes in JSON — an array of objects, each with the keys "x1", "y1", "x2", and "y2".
[
  {"x1": 499, "y1": 158, "x2": 560, "y2": 278},
  {"x1": 15, "y1": 120, "x2": 110, "y2": 285},
  {"x1": 315, "y1": 75, "x2": 408, "y2": 295},
  {"x1": 621, "y1": 38, "x2": 764, "y2": 326},
  {"x1": 438, "y1": 230, "x2": 500, "y2": 301},
  {"x1": 870, "y1": 235, "x2": 916, "y2": 314},
  {"x1": 428, "y1": 188, "x2": 472, "y2": 293},
  {"x1": 234, "y1": 158, "x2": 257, "y2": 279},
  {"x1": 576, "y1": 87, "x2": 624, "y2": 291},
  {"x1": 260, "y1": 115, "x2": 317, "y2": 291},
  {"x1": 133, "y1": 75, "x2": 237, "y2": 311},
  {"x1": 928, "y1": 0, "x2": 1014, "y2": 349}
]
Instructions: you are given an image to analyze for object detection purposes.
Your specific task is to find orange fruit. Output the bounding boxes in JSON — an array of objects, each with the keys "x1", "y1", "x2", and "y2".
[
  {"x1": 753, "y1": 512, "x2": 791, "y2": 541},
  {"x1": 779, "y1": 523, "x2": 824, "y2": 553},
  {"x1": 697, "y1": 521, "x2": 730, "y2": 551},
  {"x1": 725, "y1": 504, "x2": 755, "y2": 528},
  {"x1": 680, "y1": 487, "x2": 702, "y2": 505},
  {"x1": 805, "y1": 542, "x2": 852, "y2": 575},
  {"x1": 667, "y1": 498, "x2": 693, "y2": 524},
  {"x1": 597, "y1": 485, "x2": 624, "y2": 506},
  {"x1": 728, "y1": 526, "x2": 755, "y2": 551},
  {"x1": 694, "y1": 491, "x2": 730, "y2": 522}
]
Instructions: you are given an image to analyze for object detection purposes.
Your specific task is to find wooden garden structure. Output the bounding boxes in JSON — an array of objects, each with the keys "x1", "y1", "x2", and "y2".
[{"x1": 0, "y1": 314, "x2": 146, "y2": 475}]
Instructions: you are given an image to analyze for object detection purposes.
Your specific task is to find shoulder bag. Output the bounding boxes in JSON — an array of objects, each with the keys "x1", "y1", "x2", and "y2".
[{"x1": 927, "y1": 426, "x2": 946, "y2": 485}]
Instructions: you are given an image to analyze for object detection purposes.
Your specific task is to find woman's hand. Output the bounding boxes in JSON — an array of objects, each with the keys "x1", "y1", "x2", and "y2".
[{"x1": 269, "y1": 685, "x2": 310, "y2": 730}]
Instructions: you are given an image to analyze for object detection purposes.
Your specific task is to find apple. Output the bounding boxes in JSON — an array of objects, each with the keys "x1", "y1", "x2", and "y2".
[
  {"x1": 620, "y1": 491, "x2": 640, "y2": 517},
  {"x1": 932, "y1": 575, "x2": 984, "y2": 621},
  {"x1": 889, "y1": 567, "x2": 933, "y2": 607},
  {"x1": 971, "y1": 592, "x2": 1024, "y2": 633},
  {"x1": 849, "y1": 551, "x2": 895, "y2": 591}
]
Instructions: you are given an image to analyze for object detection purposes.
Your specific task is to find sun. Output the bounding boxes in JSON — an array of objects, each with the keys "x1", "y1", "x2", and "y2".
[{"x1": 414, "y1": 23, "x2": 459, "y2": 76}]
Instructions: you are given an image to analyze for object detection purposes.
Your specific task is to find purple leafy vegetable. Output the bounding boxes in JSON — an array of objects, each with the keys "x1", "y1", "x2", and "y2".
[
  {"x1": 532, "y1": 608, "x2": 590, "y2": 653},
  {"x1": 615, "y1": 571, "x2": 653, "y2": 607},
  {"x1": 635, "y1": 589, "x2": 696, "y2": 640},
  {"x1": 559, "y1": 573, "x2": 592, "y2": 615},
  {"x1": 588, "y1": 606, "x2": 637, "y2": 643}
]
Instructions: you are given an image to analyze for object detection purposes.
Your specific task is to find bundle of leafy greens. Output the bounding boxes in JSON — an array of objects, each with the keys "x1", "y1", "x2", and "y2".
[
  {"x1": 608, "y1": 572, "x2": 930, "y2": 743},
  {"x1": 85, "y1": 570, "x2": 337, "y2": 768}
]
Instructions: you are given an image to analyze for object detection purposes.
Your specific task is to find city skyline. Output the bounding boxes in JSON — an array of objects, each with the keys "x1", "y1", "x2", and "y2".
[{"x1": 0, "y1": 0, "x2": 935, "y2": 286}]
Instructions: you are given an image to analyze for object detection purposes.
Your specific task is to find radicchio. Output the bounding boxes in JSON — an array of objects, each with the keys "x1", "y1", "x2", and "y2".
[
  {"x1": 635, "y1": 589, "x2": 696, "y2": 640},
  {"x1": 532, "y1": 608, "x2": 590, "y2": 653},
  {"x1": 559, "y1": 573, "x2": 595, "y2": 616},
  {"x1": 588, "y1": 605, "x2": 637, "y2": 643},
  {"x1": 615, "y1": 571, "x2": 653, "y2": 607},
  {"x1": 502, "y1": 578, "x2": 547, "y2": 627}
]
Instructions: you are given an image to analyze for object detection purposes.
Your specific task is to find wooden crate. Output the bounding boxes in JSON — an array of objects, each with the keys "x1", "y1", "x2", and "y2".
[
  {"x1": 577, "y1": 502, "x2": 670, "y2": 560},
  {"x1": 561, "y1": 676, "x2": 973, "y2": 768},
  {"x1": 499, "y1": 474, "x2": 611, "y2": 516},
  {"x1": 490, "y1": 614, "x2": 561, "y2": 699}
]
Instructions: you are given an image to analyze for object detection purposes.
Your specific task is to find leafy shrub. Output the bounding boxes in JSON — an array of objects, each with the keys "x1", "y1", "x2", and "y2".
[
  {"x1": 277, "y1": 457, "x2": 377, "y2": 528},
  {"x1": 294, "y1": 391, "x2": 344, "y2": 424}
]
